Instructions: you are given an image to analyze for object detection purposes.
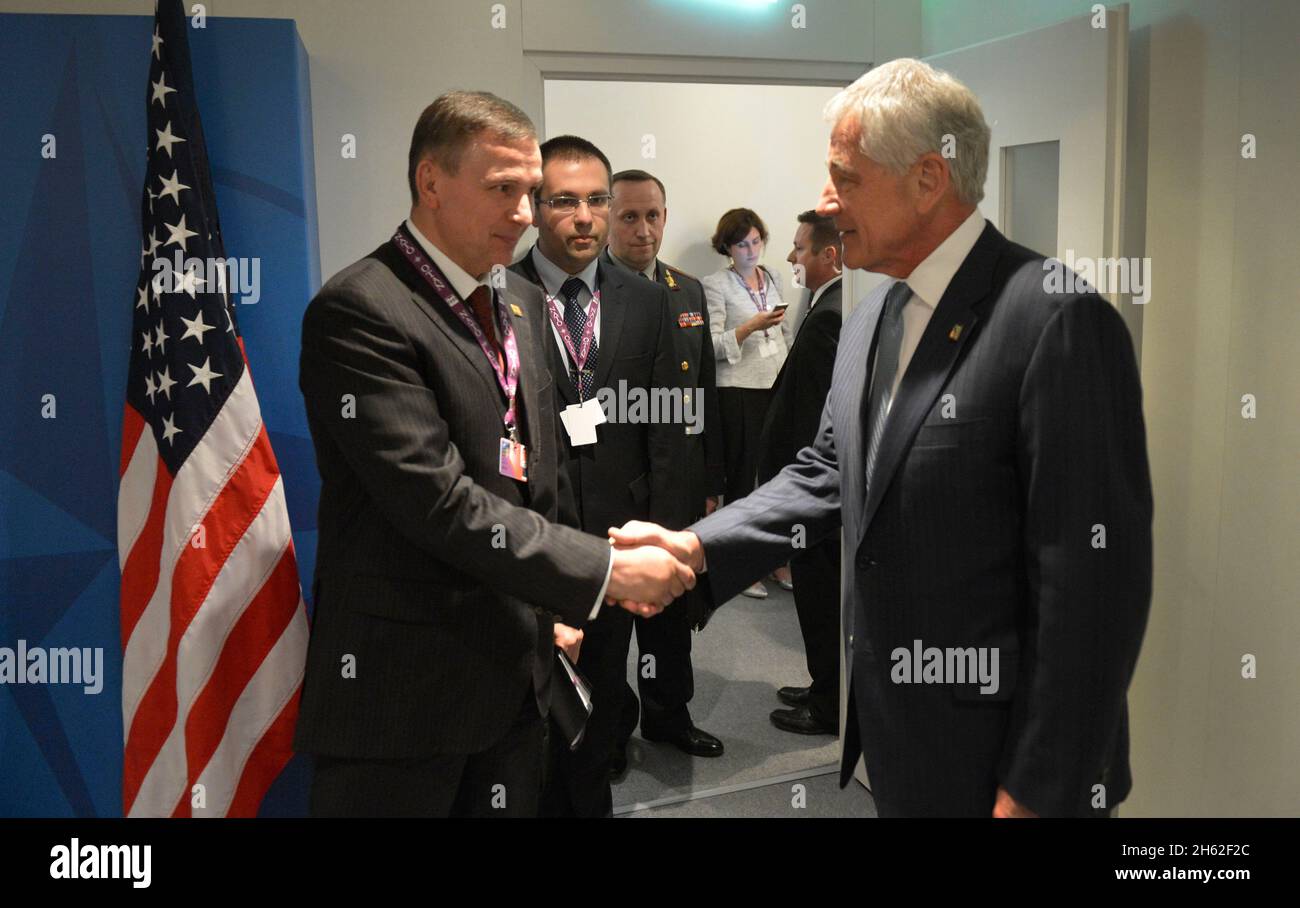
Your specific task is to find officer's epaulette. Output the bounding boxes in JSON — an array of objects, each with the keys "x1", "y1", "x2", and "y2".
[{"x1": 660, "y1": 262, "x2": 700, "y2": 290}]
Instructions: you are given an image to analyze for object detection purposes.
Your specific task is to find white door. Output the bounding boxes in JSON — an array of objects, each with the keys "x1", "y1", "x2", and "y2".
[{"x1": 841, "y1": 5, "x2": 1130, "y2": 794}]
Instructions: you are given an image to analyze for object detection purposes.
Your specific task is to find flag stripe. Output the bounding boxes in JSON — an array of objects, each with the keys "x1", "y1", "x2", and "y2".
[
  {"x1": 225, "y1": 668, "x2": 304, "y2": 818},
  {"x1": 122, "y1": 369, "x2": 262, "y2": 731},
  {"x1": 182, "y1": 542, "x2": 301, "y2": 815},
  {"x1": 118, "y1": 408, "x2": 160, "y2": 572},
  {"x1": 191, "y1": 597, "x2": 308, "y2": 817},
  {"x1": 120, "y1": 404, "x2": 147, "y2": 477},
  {"x1": 131, "y1": 471, "x2": 291, "y2": 817},
  {"x1": 123, "y1": 421, "x2": 280, "y2": 814},
  {"x1": 119, "y1": 458, "x2": 173, "y2": 649}
]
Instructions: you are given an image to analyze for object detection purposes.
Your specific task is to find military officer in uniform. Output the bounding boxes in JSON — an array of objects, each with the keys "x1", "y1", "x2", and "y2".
[{"x1": 603, "y1": 168, "x2": 725, "y2": 773}]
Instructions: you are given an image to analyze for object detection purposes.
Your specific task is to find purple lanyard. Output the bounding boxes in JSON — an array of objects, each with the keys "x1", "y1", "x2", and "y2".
[
  {"x1": 730, "y1": 266, "x2": 769, "y2": 312},
  {"x1": 392, "y1": 225, "x2": 521, "y2": 433},
  {"x1": 544, "y1": 288, "x2": 601, "y2": 397}
]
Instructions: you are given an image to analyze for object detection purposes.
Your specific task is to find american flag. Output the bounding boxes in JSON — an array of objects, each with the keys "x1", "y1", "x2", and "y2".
[{"x1": 116, "y1": 0, "x2": 308, "y2": 817}]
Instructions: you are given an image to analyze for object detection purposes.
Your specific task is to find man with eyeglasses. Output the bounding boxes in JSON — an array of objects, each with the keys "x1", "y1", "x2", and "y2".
[{"x1": 510, "y1": 135, "x2": 688, "y2": 818}]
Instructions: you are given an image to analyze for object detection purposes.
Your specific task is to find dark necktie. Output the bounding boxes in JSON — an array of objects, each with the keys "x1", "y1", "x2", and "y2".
[
  {"x1": 466, "y1": 284, "x2": 503, "y2": 370},
  {"x1": 863, "y1": 281, "x2": 910, "y2": 495},
  {"x1": 561, "y1": 276, "x2": 598, "y2": 399}
]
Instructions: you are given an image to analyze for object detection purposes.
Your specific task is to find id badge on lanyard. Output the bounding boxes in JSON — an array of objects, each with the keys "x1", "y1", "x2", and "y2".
[{"x1": 545, "y1": 289, "x2": 607, "y2": 447}]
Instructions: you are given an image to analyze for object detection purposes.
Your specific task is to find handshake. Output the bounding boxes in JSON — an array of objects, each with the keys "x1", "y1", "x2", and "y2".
[{"x1": 603, "y1": 521, "x2": 706, "y2": 618}]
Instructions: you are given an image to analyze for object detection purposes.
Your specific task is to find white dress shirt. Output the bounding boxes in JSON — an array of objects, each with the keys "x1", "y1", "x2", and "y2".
[
  {"x1": 808, "y1": 273, "x2": 843, "y2": 311},
  {"x1": 881, "y1": 208, "x2": 986, "y2": 408},
  {"x1": 530, "y1": 245, "x2": 602, "y2": 376},
  {"x1": 406, "y1": 221, "x2": 612, "y2": 619},
  {"x1": 404, "y1": 217, "x2": 490, "y2": 301}
]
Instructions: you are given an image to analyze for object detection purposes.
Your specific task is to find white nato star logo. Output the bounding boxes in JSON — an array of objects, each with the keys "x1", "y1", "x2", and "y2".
[
  {"x1": 154, "y1": 320, "x2": 169, "y2": 356},
  {"x1": 151, "y1": 27, "x2": 164, "y2": 60},
  {"x1": 156, "y1": 366, "x2": 177, "y2": 400},
  {"x1": 151, "y1": 72, "x2": 177, "y2": 108},
  {"x1": 164, "y1": 214, "x2": 198, "y2": 252},
  {"x1": 186, "y1": 356, "x2": 223, "y2": 394},
  {"x1": 179, "y1": 310, "x2": 215, "y2": 344},
  {"x1": 155, "y1": 121, "x2": 186, "y2": 158},
  {"x1": 161, "y1": 413, "x2": 182, "y2": 446},
  {"x1": 136, "y1": 285, "x2": 149, "y2": 311},
  {"x1": 157, "y1": 170, "x2": 189, "y2": 204},
  {"x1": 144, "y1": 372, "x2": 158, "y2": 404},
  {"x1": 176, "y1": 266, "x2": 205, "y2": 298},
  {"x1": 141, "y1": 329, "x2": 154, "y2": 356}
]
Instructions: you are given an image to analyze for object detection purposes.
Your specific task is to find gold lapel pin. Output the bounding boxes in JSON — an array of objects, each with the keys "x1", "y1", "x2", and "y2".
[
  {"x1": 948, "y1": 323, "x2": 963, "y2": 341},
  {"x1": 510, "y1": 303, "x2": 523, "y2": 317}
]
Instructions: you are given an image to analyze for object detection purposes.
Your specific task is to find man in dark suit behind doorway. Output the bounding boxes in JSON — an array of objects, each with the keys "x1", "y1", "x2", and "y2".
[{"x1": 757, "y1": 210, "x2": 845, "y2": 737}]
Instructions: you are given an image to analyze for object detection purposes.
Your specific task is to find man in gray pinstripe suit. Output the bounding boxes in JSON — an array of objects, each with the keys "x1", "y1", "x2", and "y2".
[
  {"x1": 293, "y1": 92, "x2": 694, "y2": 817},
  {"x1": 611, "y1": 59, "x2": 1153, "y2": 817}
]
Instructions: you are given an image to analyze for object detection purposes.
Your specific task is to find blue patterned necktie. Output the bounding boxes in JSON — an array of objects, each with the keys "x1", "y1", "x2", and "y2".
[
  {"x1": 864, "y1": 281, "x2": 910, "y2": 495},
  {"x1": 561, "y1": 276, "x2": 598, "y2": 399}
]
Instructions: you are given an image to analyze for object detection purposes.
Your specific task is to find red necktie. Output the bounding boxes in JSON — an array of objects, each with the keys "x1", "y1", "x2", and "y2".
[{"x1": 467, "y1": 285, "x2": 503, "y2": 369}]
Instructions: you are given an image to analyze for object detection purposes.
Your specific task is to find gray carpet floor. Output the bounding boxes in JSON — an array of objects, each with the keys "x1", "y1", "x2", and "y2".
[{"x1": 613, "y1": 581, "x2": 876, "y2": 818}]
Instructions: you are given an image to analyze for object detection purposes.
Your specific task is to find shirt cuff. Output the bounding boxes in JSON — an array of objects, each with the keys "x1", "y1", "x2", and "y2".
[
  {"x1": 588, "y1": 546, "x2": 614, "y2": 620},
  {"x1": 722, "y1": 330, "x2": 743, "y2": 364}
]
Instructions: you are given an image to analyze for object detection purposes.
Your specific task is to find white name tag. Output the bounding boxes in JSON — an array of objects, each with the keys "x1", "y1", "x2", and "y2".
[
  {"x1": 560, "y1": 396, "x2": 607, "y2": 446},
  {"x1": 758, "y1": 336, "x2": 779, "y2": 358}
]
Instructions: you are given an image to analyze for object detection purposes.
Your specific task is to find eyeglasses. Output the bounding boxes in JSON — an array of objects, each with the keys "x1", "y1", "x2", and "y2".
[{"x1": 536, "y1": 194, "x2": 613, "y2": 213}]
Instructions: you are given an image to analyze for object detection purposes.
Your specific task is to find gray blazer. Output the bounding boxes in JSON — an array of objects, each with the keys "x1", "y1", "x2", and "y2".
[
  {"x1": 702, "y1": 266, "x2": 794, "y2": 390},
  {"x1": 690, "y1": 223, "x2": 1153, "y2": 817}
]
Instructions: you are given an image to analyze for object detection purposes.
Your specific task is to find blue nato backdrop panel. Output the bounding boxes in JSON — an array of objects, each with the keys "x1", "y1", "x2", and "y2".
[{"x1": 0, "y1": 13, "x2": 321, "y2": 817}]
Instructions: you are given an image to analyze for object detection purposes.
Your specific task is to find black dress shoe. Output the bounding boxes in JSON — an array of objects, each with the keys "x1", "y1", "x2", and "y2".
[
  {"x1": 777, "y1": 685, "x2": 811, "y2": 707},
  {"x1": 770, "y1": 705, "x2": 837, "y2": 736},
  {"x1": 642, "y1": 724, "x2": 724, "y2": 757}
]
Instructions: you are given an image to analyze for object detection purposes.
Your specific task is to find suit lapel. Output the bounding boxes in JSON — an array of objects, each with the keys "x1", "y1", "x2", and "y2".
[
  {"x1": 859, "y1": 224, "x2": 1004, "y2": 534},
  {"x1": 384, "y1": 245, "x2": 505, "y2": 408},
  {"x1": 517, "y1": 251, "x2": 578, "y2": 407},
  {"x1": 589, "y1": 261, "x2": 625, "y2": 395}
]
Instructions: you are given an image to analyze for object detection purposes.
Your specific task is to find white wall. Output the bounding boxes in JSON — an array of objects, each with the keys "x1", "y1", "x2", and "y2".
[
  {"x1": 925, "y1": 0, "x2": 1300, "y2": 818},
  {"x1": 2, "y1": 0, "x2": 919, "y2": 283},
  {"x1": 544, "y1": 79, "x2": 841, "y2": 287}
]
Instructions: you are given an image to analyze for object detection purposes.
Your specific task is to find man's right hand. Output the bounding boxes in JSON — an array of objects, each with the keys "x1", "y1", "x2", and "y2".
[
  {"x1": 606, "y1": 543, "x2": 696, "y2": 616},
  {"x1": 608, "y1": 521, "x2": 705, "y2": 572}
]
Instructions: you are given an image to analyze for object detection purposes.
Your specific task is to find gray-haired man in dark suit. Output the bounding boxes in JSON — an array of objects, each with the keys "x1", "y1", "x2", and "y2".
[{"x1": 611, "y1": 59, "x2": 1152, "y2": 818}]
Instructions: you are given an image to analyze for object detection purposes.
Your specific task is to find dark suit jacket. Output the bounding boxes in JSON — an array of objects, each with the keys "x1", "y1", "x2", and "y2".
[
  {"x1": 510, "y1": 250, "x2": 686, "y2": 534},
  {"x1": 756, "y1": 277, "x2": 842, "y2": 483},
  {"x1": 690, "y1": 223, "x2": 1153, "y2": 817},
  {"x1": 599, "y1": 249, "x2": 724, "y2": 520},
  {"x1": 293, "y1": 239, "x2": 611, "y2": 761}
]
